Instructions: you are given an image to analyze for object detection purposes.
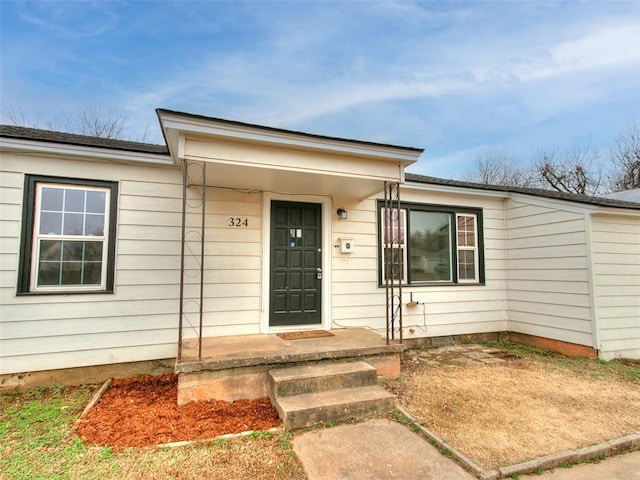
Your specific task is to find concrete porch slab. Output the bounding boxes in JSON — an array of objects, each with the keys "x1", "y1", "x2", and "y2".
[{"x1": 176, "y1": 328, "x2": 404, "y2": 373}]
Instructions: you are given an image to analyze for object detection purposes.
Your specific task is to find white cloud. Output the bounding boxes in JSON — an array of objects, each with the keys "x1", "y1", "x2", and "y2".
[
  {"x1": 16, "y1": 1, "x2": 118, "y2": 39},
  {"x1": 512, "y1": 21, "x2": 640, "y2": 83}
]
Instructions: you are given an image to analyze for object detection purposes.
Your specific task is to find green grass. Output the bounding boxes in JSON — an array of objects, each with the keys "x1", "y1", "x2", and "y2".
[
  {"x1": 0, "y1": 385, "x2": 94, "y2": 479},
  {"x1": 479, "y1": 340, "x2": 640, "y2": 382},
  {"x1": 390, "y1": 410, "x2": 421, "y2": 433}
]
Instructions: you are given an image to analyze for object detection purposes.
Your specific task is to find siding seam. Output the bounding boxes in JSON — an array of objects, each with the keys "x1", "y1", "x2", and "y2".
[{"x1": 584, "y1": 213, "x2": 601, "y2": 352}]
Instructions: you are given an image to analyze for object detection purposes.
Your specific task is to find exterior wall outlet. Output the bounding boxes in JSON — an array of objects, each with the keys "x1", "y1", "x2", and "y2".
[{"x1": 340, "y1": 238, "x2": 355, "y2": 253}]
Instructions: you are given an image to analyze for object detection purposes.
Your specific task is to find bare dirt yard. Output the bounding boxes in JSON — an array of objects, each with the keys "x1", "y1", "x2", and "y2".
[{"x1": 385, "y1": 342, "x2": 640, "y2": 470}]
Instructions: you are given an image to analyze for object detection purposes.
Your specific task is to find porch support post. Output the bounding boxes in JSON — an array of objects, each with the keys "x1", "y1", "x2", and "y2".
[
  {"x1": 178, "y1": 160, "x2": 207, "y2": 362},
  {"x1": 178, "y1": 159, "x2": 188, "y2": 361},
  {"x1": 383, "y1": 181, "x2": 403, "y2": 344},
  {"x1": 198, "y1": 163, "x2": 206, "y2": 361}
]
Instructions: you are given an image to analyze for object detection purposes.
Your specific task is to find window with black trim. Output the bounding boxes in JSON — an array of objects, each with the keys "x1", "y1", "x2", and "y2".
[
  {"x1": 379, "y1": 202, "x2": 484, "y2": 285},
  {"x1": 18, "y1": 176, "x2": 118, "y2": 294}
]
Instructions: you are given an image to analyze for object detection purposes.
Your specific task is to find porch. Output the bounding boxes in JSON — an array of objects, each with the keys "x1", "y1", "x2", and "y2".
[{"x1": 174, "y1": 328, "x2": 405, "y2": 405}]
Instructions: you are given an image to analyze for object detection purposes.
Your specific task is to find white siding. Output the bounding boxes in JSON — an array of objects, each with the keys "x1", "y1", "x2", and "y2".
[
  {"x1": 505, "y1": 196, "x2": 594, "y2": 346},
  {"x1": 180, "y1": 185, "x2": 262, "y2": 339},
  {"x1": 0, "y1": 153, "x2": 183, "y2": 374},
  {"x1": 0, "y1": 152, "x2": 264, "y2": 374},
  {"x1": 5, "y1": 144, "x2": 638, "y2": 375},
  {"x1": 330, "y1": 189, "x2": 509, "y2": 340},
  {"x1": 591, "y1": 214, "x2": 640, "y2": 359}
]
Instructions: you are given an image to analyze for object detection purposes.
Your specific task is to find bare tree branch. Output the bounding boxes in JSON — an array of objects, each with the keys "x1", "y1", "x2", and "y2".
[
  {"x1": 533, "y1": 141, "x2": 605, "y2": 195},
  {"x1": 462, "y1": 150, "x2": 534, "y2": 187},
  {"x1": 47, "y1": 105, "x2": 128, "y2": 139},
  {"x1": 1, "y1": 102, "x2": 42, "y2": 128},
  {"x1": 609, "y1": 122, "x2": 640, "y2": 191}
]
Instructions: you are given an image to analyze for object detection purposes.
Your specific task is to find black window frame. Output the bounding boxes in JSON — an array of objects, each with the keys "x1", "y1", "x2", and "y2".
[
  {"x1": 377, "y1": 201, "x2": 485, "y2": 286},
  {"x1": 17, "y1": 175, "x2": 118, "y2": 295}
]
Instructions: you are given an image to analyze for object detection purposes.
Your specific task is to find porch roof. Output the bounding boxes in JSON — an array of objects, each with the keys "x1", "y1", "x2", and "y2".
[{"x1": 157, "y1": 109, "x2": 424, "y2": 199}]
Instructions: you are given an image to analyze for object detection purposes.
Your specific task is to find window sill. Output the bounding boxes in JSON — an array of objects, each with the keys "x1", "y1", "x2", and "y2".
[
  {"x1": 378, "y1": 282, "x2": 485, "y2": 288},
  {"x1": 16, "y1": 289, "x2": 114, "y2": 296}
]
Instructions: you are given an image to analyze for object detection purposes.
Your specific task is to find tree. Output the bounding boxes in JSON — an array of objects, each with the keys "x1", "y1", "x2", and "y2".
[
  {"x1": 51, "y1": 105, "x2": 127, "y2": 139},
  {"x1": 462, "y1": 150, "x2": 534, "y2": 187},
  {"x1": 609, "y1": 123, "x2": 640, "y2": 192},
  {"x1": 1, "y1": 102, "x2": 153, "y2": 142},
  {"x1": 2, "y1": 103, "x2": 41, "y2": 128},
  {"x1": 461, "y1": 130, "x2": 639, "y2": 196},
  {"x1": 533, "y1": 142, "x2": 606, "y2": 196}
]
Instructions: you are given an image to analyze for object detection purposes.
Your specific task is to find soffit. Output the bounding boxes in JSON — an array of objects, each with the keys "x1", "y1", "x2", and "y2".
[{"x1": 158, "y1": 109, "x2": 423, "y2": 198}]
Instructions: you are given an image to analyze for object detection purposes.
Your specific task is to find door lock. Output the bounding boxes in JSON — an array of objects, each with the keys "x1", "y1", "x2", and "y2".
[{"x1": 316, "y1": 267, "x2": 323, "y2": 280}]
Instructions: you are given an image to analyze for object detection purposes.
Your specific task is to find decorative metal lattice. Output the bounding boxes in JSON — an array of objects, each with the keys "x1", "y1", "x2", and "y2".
[
  {"x1": 383, "y1": 181, "x2": 403, "y2": 344},
  {"x1": 177, "y1": 160, "x2": 207, "y2": 361}
]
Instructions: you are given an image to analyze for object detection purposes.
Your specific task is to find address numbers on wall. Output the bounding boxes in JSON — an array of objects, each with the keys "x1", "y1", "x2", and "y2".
[{"x1": 229, "y1": 217, "x2": 249, "y2": 227}]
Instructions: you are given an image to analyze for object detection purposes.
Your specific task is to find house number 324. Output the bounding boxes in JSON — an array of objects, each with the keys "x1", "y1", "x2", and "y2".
[{"x1": 229, "y1": 217, "x2": 249, "y2": 227}]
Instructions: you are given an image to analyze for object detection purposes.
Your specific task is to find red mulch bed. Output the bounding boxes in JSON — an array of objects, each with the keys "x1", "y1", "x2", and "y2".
[{"x1": 75, "y1": 374, "x2": 281, "y2": 448}]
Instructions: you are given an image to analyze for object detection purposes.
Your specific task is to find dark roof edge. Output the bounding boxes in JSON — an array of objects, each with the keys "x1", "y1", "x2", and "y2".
[
  {"x1": 156, "y1": 108, "x2": 425, "y2": 153},
  {"x1": 0, "y1": 124, "x2": 169, "y2": 155},
  {"x1": 405, "y1": 173, "x2": 640, "y2": 211}
]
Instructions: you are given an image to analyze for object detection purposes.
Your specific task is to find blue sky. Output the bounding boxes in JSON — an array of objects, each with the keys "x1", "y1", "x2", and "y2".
[{"x1": 1, "y1": 1, "x2": 639, "y2": 178}]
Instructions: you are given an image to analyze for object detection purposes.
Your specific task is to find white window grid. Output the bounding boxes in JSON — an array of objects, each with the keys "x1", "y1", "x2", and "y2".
[
  {"x1": 30, "y1": 183, "x2": 111, "y2": 292},
  {"x1": 455, "y1": 213, "x2": 479, "y2": 283}
]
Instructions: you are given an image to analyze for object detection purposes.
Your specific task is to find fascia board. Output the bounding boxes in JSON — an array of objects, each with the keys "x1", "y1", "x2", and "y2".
[
  {"x1": 158, "y1": 113, "x2": 421, "y2": 165},
  {"x1": 508, "y1": 192, "x2": 597, "y2": 214},
  {"x1": 591, "y1": 207, "x2": 640, "y2": 218},
  {"x1": 0, "y1": 137, "x2": 173, "y2": 166},
  {"x1": 404, "y1": 181, "x2": 509, "y2": 199}
]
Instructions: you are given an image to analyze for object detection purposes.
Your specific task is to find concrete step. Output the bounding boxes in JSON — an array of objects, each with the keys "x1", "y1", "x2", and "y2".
[
  {"x1": 274, "y1": 385, "x2": 396, "y2": 430},
  {"x1": 268, "y1": 360, "x2": 377, "y2": 399}
]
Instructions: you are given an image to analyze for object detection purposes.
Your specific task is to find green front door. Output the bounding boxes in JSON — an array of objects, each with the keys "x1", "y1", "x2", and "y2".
[{"x1": 270, "y1": 201, "x2": 322, "y2": 326}]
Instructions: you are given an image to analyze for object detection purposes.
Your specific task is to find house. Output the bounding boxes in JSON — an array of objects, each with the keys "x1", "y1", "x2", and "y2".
[{"x1": 1, "y1": 110, "x2": 639, "y2": 393}]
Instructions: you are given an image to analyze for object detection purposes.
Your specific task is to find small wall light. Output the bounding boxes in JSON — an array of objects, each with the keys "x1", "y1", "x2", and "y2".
[{"x1": 336, "y1": 208, "x2": 348, "y2": 220}]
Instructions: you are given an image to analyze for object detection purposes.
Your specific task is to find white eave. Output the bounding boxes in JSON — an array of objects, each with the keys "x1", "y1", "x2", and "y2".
[
  {"x1": 156, "y1": 110, "x2": 423, "y2": 199},
  {"x1": 0, "y1": 137, "x2": 173, "y2": 166}
]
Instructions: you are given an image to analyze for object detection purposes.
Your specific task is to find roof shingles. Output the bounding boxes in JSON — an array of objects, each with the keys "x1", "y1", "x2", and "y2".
[
  {"x1": 1, "y1": 123, "x2": 638, "y2": 211},
  {"x1": 0, "y1": 124, "x2": 168, "y2": 155}
]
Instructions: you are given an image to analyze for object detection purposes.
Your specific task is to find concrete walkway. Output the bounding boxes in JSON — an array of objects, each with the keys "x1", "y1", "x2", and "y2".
[
  {"x1": 292, "y1": 418, "x2": 475, "y2": 480},
  {"x1": 292, "y1": 418, "x2": 640, "y2": 480},
  {"x1": 519, "y1": 450, "x2": 640, "y2": 480}
]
